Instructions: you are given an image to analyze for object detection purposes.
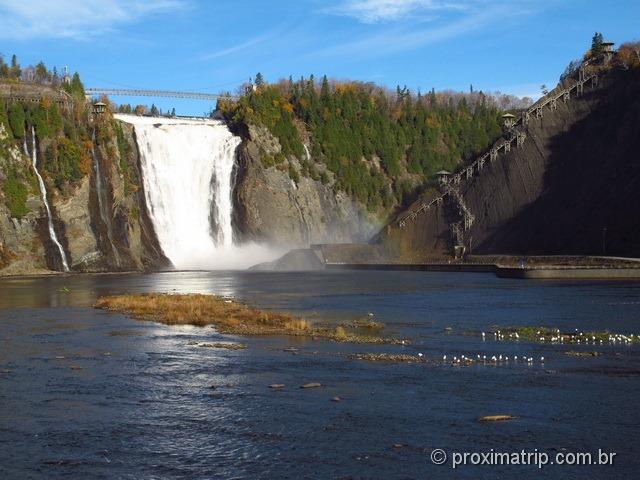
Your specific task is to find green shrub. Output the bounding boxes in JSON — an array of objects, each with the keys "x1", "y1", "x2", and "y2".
[
  {"x1": 3, "y1": 173, "x2": 28, "y2": 219},
  {"x1": 288, "y1": 163, "x2": 300, "y2": 184},
  {"x1": 8, "y1": 103, "x2": 25, "y2": 139}
]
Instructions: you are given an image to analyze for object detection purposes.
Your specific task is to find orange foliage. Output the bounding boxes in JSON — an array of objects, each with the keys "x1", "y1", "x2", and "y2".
[{"x1": 617, "y1": 43, "x2": 640, "y2": 68}]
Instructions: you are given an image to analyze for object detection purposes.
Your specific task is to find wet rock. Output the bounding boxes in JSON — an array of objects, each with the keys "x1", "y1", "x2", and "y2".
[
  {"x1": 269, "y1": 384, "x2": 285, "y2": 389},
  {"x1": 301, "y1": 382, "x2": 322, "y2": 389},
  {"x1": 331, "y1": 396, "x2": 341, "y2": 402},
  {"x1": 565, "y1": 351, "x2": 601, "y2": 357},
  {"x1": 393, "y1": 443, "x2": 404, "y2": 449},
  {"x1": 198, "y1": 342, "x2": 247, "y2": 350},
  {"x1": 477, "y1": 415, "x2": 516, "y2": 422},
  {"x1": 348, "y1": 353, "x2": 425, "y2": 363}
]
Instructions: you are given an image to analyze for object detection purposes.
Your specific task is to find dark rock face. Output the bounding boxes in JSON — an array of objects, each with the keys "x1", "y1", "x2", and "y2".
[{"x1": 379, "y1": 69, "x2": 640, "y2": 259}]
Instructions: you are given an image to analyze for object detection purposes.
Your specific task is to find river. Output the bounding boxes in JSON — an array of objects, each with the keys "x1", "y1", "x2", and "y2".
[{"x1": 0, "y1": 270, "x2": 639, "y2": 479}]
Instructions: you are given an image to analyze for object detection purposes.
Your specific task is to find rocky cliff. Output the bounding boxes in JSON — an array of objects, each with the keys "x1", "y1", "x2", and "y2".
[
  {"x1": 0, "y1": 97, "x2": 168, "y2": 275},
  {"x1": 377, "y1": 67, "x2": 640, "y2": 259},
  {"x1": 232, "y1": 124, "x2": 378, "y2": 248}
]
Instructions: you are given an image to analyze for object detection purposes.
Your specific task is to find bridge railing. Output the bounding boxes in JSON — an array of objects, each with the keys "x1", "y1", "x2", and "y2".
[{"x1": 86, "y1": 88, "x2": 238, "y2": 102}]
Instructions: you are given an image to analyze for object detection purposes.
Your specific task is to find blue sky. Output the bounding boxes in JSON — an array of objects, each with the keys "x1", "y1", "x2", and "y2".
[{"x1": 1, "y1": 0, "x2": 638, "y2": 115}]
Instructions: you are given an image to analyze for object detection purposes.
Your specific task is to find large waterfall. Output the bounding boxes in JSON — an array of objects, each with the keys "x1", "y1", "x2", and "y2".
[{"x1": 115, "y1": 115, "x2": 276, "y2": 270}]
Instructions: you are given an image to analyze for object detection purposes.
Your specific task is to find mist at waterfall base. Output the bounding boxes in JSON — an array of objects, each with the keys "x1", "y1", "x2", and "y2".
[{"x1": 115, "y1": 115, "x2": 281, "y2": 270}]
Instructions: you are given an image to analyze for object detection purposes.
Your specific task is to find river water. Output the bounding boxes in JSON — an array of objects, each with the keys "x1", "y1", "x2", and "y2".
[{"x1": 0, "y1": 270, "x2": 639, "y2": 479}]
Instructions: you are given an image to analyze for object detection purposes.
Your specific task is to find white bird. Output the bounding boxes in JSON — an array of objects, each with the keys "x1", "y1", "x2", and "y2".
[
  {"x1": 540, "y1": 356, "x2": 545, "y2": 362},
  {"x1": 443, "y1": 355, "x2": 447, "y2": 361},
  {"x1": 418, "y1": 353, "x2": 423, "y2": 357}
]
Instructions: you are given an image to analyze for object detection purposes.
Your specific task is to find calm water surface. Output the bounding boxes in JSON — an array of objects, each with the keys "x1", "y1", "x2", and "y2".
[{"x1": 0, "y1": 270, "x2": 639, "y2": 479}]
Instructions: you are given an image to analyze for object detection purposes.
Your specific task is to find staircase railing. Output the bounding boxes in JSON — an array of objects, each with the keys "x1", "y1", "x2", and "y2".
[{"x1": 397, "y1": 63, "x2": 604, "y2": 231}]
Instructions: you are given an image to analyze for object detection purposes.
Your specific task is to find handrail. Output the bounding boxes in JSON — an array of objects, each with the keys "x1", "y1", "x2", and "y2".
[{"x1": 397, "y1": 63, "x2": 605, "y2": 229}]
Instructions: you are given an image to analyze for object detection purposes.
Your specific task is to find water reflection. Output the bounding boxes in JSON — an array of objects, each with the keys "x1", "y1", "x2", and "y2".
[{"x1": 1, "y1": 271, "x2": 639, "y2": 478}]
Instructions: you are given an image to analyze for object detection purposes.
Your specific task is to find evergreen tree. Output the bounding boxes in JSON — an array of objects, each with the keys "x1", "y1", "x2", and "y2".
[
  {"x1": 255, "y1": 72, "x2": 265, "y2": 88},
  {"x1": 591, "y1": 32, "x2": 604, "y2": 58},
  {"x1": 218, "y1": 76, "x2": 504, "y2": 209},
  {"x1": 64, "y1": 72, "x2": 85, "y2": 98},
  {"x1": 10, "y1": 54, "x2": 21, "y2": 79}
]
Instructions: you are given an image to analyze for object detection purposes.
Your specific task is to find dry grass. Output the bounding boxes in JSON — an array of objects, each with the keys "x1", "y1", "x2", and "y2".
[
  {"x1": 95, "y1": 293, "x2": 311, "y2": 335},
  {"x1": 94, "y1": 294, "x2": 405, "y2": 344}
]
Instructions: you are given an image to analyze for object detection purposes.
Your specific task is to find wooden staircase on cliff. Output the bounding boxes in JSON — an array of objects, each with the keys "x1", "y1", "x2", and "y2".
[{"x1": 396, "y1": 61, "x2": 606, "y2": 255}]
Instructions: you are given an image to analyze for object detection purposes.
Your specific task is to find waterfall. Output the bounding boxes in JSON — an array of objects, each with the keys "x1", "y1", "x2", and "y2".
[
  {"x1": 91, "y1": 128, "x2": 120, "y2": 266},
  {"x1": 116, "y1": 115, "x2": 275, "y2": 270},
  {"x1": 304, "y1": 144, "x2": 311, "y2": 162},
  {"x1": 29, "y1": 126, "x2": 70, "y2": 272}
]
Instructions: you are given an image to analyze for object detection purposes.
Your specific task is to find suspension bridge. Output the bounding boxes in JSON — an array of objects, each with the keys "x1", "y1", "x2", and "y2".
[{"x1": 85, "y1": 88, "x2": 239, "y2": 101}]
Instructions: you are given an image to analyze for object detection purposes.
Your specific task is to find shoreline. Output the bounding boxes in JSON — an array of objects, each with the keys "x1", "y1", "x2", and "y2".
[
  {"x1": 3, "y1": 255, "x2": 640, "y2": 281},
  {"x1": 325, "y1": 261, "x2": 640, "y2": 280}
]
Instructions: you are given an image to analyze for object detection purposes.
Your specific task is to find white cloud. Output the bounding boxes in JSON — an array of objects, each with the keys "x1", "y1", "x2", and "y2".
[
  {"x1": 314, "y1": 5, "x2": 496, "y2": 56},
  {"x1": 0, "y1": 0, "x2": 187, "y2": 40},
  {"x1": 323, "y1": 0, "x2": 471, "y2": 23},
  {"x1": 197, "y1": 34, "x2": 274, "y2": 61},
  {"x1": 313, "y1": 1, "x2": 540, "y2": 57}
]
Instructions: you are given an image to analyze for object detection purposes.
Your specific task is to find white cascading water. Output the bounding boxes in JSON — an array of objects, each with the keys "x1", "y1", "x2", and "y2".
[
  {"x1": 115, "y1": 115, "x2": 278, "y2": 270},
  {"x1": 28, "y1": 126, "x2": 70, "y2": 272}
]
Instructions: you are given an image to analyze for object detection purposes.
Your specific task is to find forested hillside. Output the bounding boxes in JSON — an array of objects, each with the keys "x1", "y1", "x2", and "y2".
[{"x1": 219, "y1": 76, "x2": 531, "y2": 211}]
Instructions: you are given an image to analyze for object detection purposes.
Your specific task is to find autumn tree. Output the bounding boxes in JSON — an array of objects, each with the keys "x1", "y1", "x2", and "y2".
[
  {"x1": 134, "y1": 104, "x2": 147, "y2": 116},
  {"x1": 35, "y1": 61, "x2": 48, "y2": 83},
  {"x1": 617, "y1": 42, "x2": 640, "y2": 69},
  {"x1": 0, "y1": 54, "x2": 9, "y2": 78}
]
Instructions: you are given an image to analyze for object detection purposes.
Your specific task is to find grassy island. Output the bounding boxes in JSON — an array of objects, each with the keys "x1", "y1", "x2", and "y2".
[{"x1": 94, "y1": 293, "x2": 405, "y2": 344}]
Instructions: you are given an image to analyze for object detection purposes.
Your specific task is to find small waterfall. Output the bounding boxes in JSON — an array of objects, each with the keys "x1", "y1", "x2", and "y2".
[
  {"x1": 304, "y1": 144, "x2": 311, "y2": 162},
  {"x1": 29, "y1": 126, "x2": 70, "y2": 272},
  {"x1": 91, "y1": 128, "x2": 120, "y2": 266},
  {"x1": 115, "y1": 115, "x2": 259, "y2": 270}
]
